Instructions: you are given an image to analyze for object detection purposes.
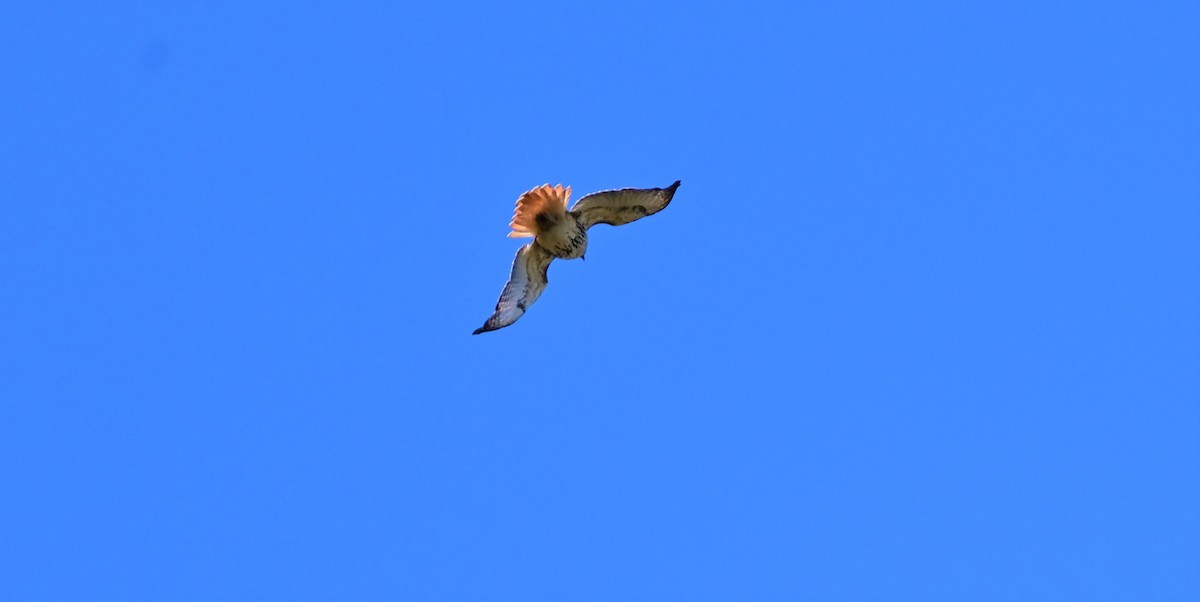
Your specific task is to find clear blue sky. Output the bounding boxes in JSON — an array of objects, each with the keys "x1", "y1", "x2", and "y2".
[{"x1": 2, "y1": 1, "x2": 1198, "y2": 599}]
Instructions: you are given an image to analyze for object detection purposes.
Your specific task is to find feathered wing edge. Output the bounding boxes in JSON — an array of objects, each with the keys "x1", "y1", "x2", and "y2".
[
  {"x1": 473, "y1": 242, "x2": 555, "y2": 334},
  {"x1": 508, "y1": 184, "x2": 572, "y2": 238},
  {"x1": 569, "y1": 180, "x2": 681, "y2": 230}
]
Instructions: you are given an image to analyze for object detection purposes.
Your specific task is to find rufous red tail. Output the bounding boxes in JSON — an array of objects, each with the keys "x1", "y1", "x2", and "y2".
[{"x1": 508, "y1": 184, "x2": 571, "y2": 238}]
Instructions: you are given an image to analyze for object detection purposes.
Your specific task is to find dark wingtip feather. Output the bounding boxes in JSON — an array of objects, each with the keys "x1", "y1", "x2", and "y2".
[
  {"x1": 472, "y1": 325, "x2": 488, "y2": 335},
  {"x1": 667, "y1": 180, "x2": 681, "y2": 190}
]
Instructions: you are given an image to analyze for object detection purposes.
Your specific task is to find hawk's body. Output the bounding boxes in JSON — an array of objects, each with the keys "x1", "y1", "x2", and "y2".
[{"x1": 473, "y1": 180, "x2": 681, "y2": 334}]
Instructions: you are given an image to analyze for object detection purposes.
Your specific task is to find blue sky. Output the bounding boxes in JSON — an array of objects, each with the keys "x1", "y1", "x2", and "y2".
[{"x1": 2, "y1": 1, "x2": 1198, "y2": 599}]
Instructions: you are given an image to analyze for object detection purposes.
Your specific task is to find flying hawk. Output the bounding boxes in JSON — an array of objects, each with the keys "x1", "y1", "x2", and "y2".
[{"x1": 473, "y1": 180, "x2": 681, "y2": 334}]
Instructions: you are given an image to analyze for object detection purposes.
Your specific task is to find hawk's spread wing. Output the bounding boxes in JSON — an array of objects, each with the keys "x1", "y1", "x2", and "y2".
[
  {"x1": 569, "y1": 180, "x2": 681, "y2": 230},
  {"x1": 473, "y1": 242, "x2": 555, "y2": 334}
]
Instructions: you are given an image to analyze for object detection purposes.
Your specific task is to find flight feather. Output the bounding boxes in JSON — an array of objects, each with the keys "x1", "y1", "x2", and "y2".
[
  {"x1": 570, "y1": 180, "x2": 681, "y2": 230},
  {"x1": 473, "y1": 242, "x2": 555, "y2": 334}
]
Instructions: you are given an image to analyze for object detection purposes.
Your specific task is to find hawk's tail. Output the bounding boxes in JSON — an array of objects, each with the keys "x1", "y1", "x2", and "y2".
[{"x1": 508, "y1": 184, "x2": 571, "y2": 239}]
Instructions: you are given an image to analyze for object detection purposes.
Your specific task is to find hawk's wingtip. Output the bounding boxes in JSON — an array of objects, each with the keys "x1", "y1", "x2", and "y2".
[
  {"x1": 472, "y1": 326, "x2": 487, "y2": 335},
  {"x1": 668, "y1": 180, "x2": 681, "y2": 190}
]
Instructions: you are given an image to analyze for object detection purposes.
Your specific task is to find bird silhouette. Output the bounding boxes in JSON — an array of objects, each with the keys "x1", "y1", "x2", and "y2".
[{"x1": 473, "y1": 180, "x2": 681, "y2": 334}]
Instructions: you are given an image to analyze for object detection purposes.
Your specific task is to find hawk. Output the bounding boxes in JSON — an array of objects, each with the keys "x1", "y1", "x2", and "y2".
[{"x1": 473, "y1": 180, "x2": 681, "y2": 334}]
